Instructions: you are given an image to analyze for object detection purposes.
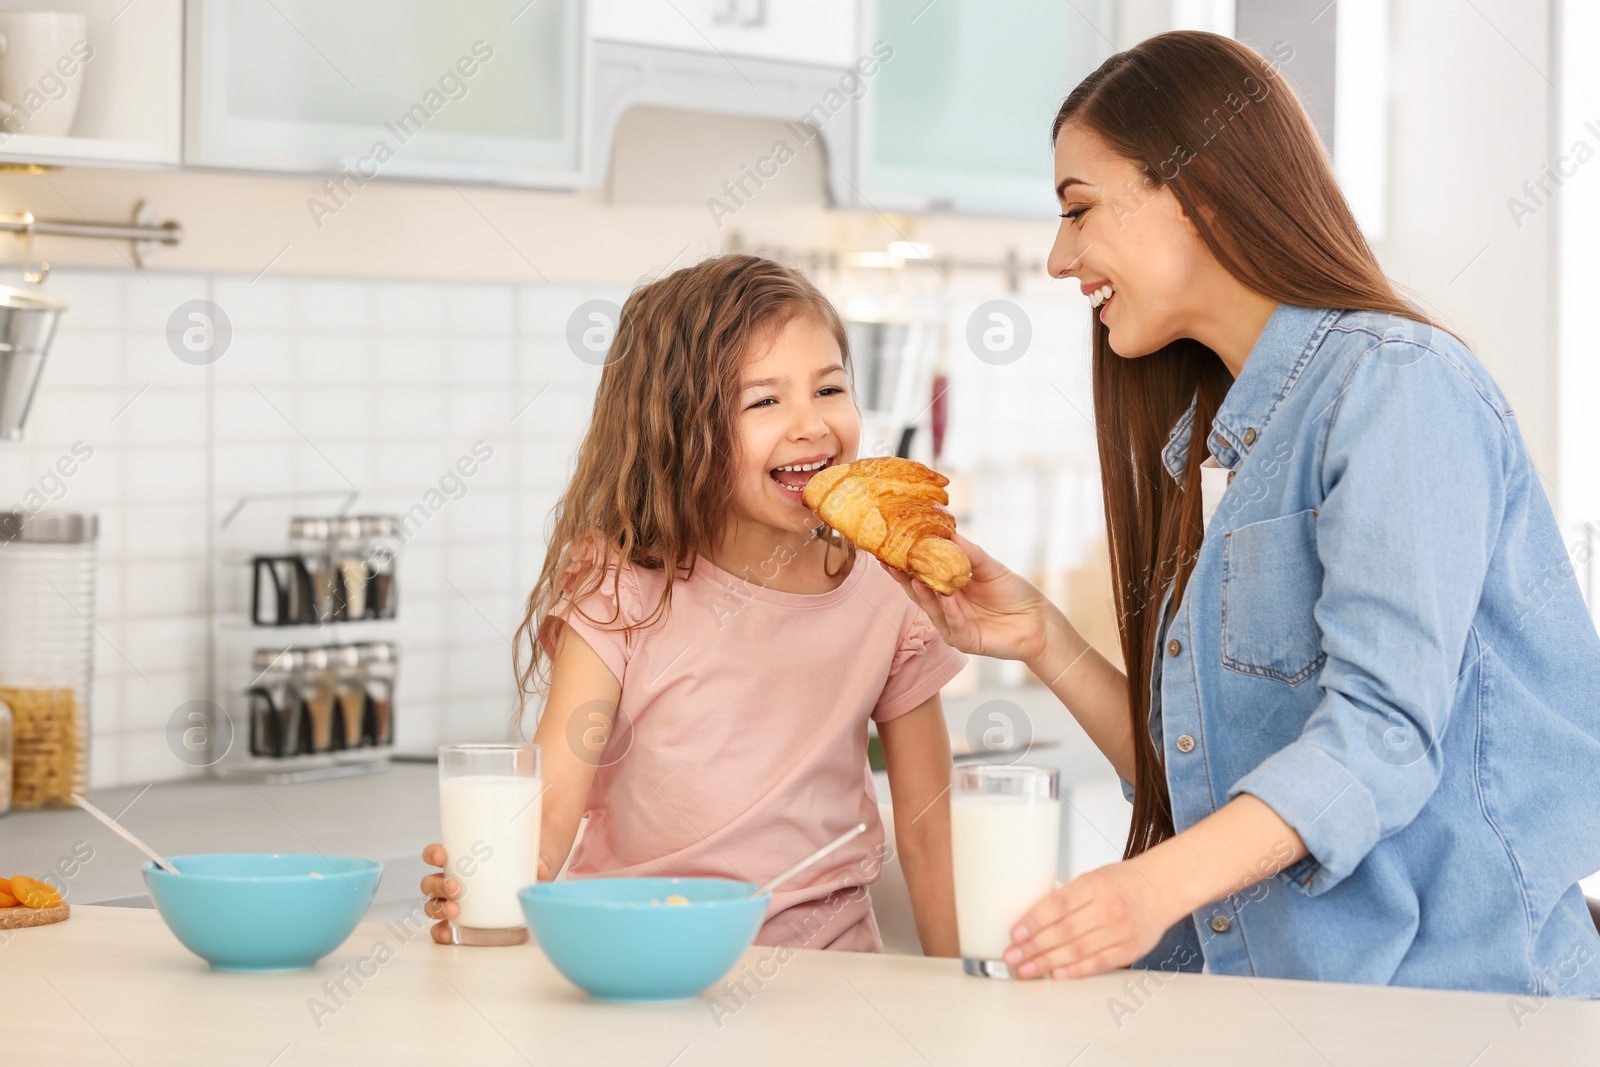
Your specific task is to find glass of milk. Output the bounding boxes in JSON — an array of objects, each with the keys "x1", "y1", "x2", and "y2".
[
  {"x1": 951, "y1": 764, "x2": 1061, "y2": 977},
  {"x1": 438, "y1": 742, "x2": 542, "y2": 946}
]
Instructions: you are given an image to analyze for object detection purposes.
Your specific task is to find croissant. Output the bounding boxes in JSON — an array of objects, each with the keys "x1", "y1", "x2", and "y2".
[{"x1": 803, "y1": 457, "x2": 972, "y2": 595}]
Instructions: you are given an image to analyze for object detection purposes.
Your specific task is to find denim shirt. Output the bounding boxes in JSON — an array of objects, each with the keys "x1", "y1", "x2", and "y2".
[{"x1": 1123, "y1": 304, "x2": 1600, "y2": 997}]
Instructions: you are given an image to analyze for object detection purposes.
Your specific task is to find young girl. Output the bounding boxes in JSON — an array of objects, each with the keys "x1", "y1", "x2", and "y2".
[
  {"x1": 888, "y1": 31, "x2": 1600, "y2": 997},
  {"x1": 421, "y1": 255, "x2": 962, "y2": 955}
]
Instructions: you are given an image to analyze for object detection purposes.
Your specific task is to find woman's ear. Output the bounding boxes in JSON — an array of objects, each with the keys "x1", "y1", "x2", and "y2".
[{"x1": 1165, "y1": 187, "x2": 1213, "y2": 239}]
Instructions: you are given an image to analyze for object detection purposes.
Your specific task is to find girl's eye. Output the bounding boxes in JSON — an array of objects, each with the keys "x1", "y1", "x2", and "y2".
[
  {"x1": 1059, "y1": 206, "x2": 1089, "y2": 223},
  {"x1": 819, "y1": 386, "x2": 844, "y2": 397},
  {"x1": 747, "y1": 397, "x2": 776, "y2": 409}
]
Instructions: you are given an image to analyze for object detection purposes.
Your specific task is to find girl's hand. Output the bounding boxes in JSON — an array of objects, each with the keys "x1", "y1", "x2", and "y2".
[
  {"x1": 879, "y1": 534, "x2": 1058, "y2": 663},
  {"x1": 420, "y1": 843, "x2": 556, "y2": 944},
  {"x1": 1003, "y1": 860, "x2": 1177, "y2": 979},
  {"x1": 419, "y1": 843, "x2": 462, "y2": 944}
]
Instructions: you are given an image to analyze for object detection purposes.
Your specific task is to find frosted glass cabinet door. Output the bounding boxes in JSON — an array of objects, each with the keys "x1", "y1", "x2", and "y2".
[
  {"x1": 185, "y1": 0, "x2": 584, "y2": 186},
  {"x1": 859, "y1": 0, "x2": 1112, "y2": 216}
]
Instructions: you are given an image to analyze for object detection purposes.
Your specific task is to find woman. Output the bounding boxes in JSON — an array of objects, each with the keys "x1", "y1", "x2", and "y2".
[{"x1": 887, "y1": 31, "x2": 1600, "y2": 996}]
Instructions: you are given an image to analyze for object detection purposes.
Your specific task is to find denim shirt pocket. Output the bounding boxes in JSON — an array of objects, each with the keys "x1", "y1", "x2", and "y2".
[{"x1": 1220, "y1": 508, "x2": 1327, "y2": 686}]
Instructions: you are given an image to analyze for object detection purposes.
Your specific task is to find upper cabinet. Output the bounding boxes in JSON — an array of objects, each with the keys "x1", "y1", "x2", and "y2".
[
  {"x1": 857, "y1": 0, "x2": 1112, "y2": 217},
  {"x1": 0, "y1": 0, "x2": 183, "y2": 168},
  {"x1": 184, "y1": 0, "x2": 586, "y2": 187},
  {"x1": 0, "y1": 0, "x2": 1127, "y2": 217},
  {"x1": 588, "y1": 0, "x2": 857, "y2": 69}
]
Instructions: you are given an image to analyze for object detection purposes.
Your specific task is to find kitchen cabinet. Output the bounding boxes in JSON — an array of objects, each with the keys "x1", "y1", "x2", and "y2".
[
  {"x1": 0, "y1": 0, "x2": 182, "y2": 168},
  {"x1": 184, "y1": 0, "x2": 586, "y2": 187},
  {"x1": 588, "y1": 0, "x2": 858, "y2": 69},
  {"x1": 857, "y1": 0, "x2": 1113, "y2": 217},
  {"x1": 589, "y1": 39, "x2": 860, "y2": 202}
]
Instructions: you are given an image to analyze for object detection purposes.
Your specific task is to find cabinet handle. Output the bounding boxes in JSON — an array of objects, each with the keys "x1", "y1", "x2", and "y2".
[{"x1": 711, "y1": 0, "x2": 765, "y2": 27}]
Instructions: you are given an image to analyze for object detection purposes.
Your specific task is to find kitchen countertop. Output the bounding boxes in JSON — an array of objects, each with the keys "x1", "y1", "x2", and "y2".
[
  {"x1": 0, "y1": 762, "x2": 441, "y2": 921},
  {"x1": 0, "y1": 685, "x2": 1117, "y2": 919},
  {"x1": 8, "y1": 905, "x2": 1596, "y2": 1065}
]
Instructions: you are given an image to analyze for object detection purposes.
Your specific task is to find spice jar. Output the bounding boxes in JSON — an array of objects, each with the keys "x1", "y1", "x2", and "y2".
[
  {"x1": 334, "y1": 644, "x2": 368, "y2": 748},
  {"x1": 359, "y1": 516, "x2": 400, "y2": 619},
  {"x1": 332, "y1": 517, "x2": 367, "y2": 622},
  {"x1": 0, "y1": 511, "x2": 96, "y2": 809},
  {"x1": 299, "y1": 647, "x2": 337, "y2": 753},
  {"x1": 289, "y1": 517, "x2": 336, "y2": 623},
  {"x1": 360, "y1": 641, "x2": 397, "y2": 747},
  {"x1": 247, "y1": 649, "x2": 296, "y2": 758}
]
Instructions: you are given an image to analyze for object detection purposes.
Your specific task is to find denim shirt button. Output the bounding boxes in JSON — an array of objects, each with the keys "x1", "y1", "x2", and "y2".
[
  {"x1": 1242, "y1": 427, "x2": 1257, "y2": 447},
  {"x1": 1210, "y1": 914, "x2": 1232, "y2": 933},
  {"x1": 1167, "y1": 638, "x2": 1182, "y2": 657},
  {"x1": 1176, "y1": 734, "x2": 1196, "y2": 753}
]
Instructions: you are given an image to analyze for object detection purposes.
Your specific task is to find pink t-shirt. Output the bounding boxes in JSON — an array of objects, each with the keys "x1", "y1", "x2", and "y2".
[{"x1": 541, "y1": 548, "x2": 966, "y2": 952}]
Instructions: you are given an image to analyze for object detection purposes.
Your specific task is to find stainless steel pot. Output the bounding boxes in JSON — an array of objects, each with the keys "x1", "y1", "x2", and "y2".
[{"x1": 0, "y1": 285, "x2": 67, "y2": 442}]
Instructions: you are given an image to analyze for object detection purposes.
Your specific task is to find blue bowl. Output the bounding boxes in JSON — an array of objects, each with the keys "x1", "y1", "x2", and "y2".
[
  {"x1": 144, "y1": 853, "x2": 382, "y2": 971},
  {"x1": 520, "y1": 877, "x2": 769, "y2": 1001}
]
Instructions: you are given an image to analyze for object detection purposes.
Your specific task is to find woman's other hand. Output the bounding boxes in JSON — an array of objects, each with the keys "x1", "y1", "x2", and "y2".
[{"x1": 1003, "y1": 860, "x2": 1177, "y2": 979}]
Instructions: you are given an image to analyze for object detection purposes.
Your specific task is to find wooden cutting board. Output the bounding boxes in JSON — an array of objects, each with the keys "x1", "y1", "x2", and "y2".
[{"x1": 0, "y1": 903, "x2": 69, "y2": 929}]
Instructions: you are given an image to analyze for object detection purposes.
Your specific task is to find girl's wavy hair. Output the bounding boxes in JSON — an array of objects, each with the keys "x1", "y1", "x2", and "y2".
[{"x1": 512, "y1": 254, "x2": 853, "y2": 710}]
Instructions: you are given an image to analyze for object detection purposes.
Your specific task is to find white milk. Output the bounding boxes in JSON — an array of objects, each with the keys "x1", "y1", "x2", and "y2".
[
  {"x1": 951, "y1": 793, "x2": 1062, "y2": 960},
  {"x1": 439, "y1": 774, "x2": 542, "y2": 929}
]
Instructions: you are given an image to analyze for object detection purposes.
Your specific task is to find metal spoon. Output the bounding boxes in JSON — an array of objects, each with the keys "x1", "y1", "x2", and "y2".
[
  {"x1": 750, "y1": 821, "x2": 868, "y2": 899},
  {"x1": 71, "y1": 793, "x2": 179, "y2": 874}
]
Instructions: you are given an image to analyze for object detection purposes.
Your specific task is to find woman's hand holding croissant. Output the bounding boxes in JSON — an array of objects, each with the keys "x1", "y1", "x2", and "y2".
[{"x1": 879, "y1": 533, "x2": 1063, "y2": 664}]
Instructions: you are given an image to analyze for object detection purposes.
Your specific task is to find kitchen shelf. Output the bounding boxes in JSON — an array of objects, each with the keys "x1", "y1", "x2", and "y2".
[
  {"x1": 0, "y1": 0, "x2": 183, "y2": 169},
  {"x1": 208, "y1": 491, "x2": 401, "y2": 784},
  {"x1": 0, "y1": 133, "x2": 174, "y2": 166}
]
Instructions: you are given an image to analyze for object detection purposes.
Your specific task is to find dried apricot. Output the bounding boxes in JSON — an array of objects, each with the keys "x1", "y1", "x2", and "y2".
[
  {"x1": 11, "y1": 875, "x2": 61, "y2": 909},
  {"x1": 0, "y1": 891, "x2": 16, "y2": 908},
  {"x1": 0, "y1": 876, "x2": 11, "y2": 897}
]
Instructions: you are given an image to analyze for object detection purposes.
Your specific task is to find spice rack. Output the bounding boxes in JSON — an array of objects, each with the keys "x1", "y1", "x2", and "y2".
[{"x1": 207, "y1": 491, "x2": 400, "y2": 783}]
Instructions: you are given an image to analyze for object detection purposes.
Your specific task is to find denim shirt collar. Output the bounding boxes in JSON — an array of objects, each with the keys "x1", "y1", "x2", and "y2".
[{"x1": 1161, "y1": 304, "x2": 1342, "y2": 482}]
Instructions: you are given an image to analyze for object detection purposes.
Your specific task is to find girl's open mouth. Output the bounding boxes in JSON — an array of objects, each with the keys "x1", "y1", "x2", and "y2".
[{"x1": 769, "y1": 456, "x2": 833, "y2": 495}]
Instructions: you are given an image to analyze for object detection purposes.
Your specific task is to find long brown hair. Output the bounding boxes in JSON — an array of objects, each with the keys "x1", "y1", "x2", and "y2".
[
  {"x1": 512, "y1": 254, "x2": 853, "y2": 710},
  {"x1": 1053, "y1": 31, "x2": 1444, "y2": 857}
]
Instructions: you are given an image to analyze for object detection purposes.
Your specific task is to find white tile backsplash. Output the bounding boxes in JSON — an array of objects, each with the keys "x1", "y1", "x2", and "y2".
[
  {"x1": 2, "y1": 267, "x2": 1099, "y2": 791},
  {"x1": 445, "y1": 284, "x2": 515, "y2": 336},
  {"x1": 373, "y1": 282, "x2": 445, "y2": 333},
  {"x1": 0, "y1": 268, "x2": 634, "y2": 789},
  {"x1": 295, "y1": 279, "x2": 373, "y2": 332},
  {"x1": 211, "y1": 277, "x2": 293, "y2": 331}
]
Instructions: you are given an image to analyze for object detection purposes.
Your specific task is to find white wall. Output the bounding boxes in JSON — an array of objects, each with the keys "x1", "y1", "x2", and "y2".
[
  {"x1": 11, "y1": 268, "x2": 621, "y2": 787},
  {"x1": 1558, "y1": 0, "x2": 1600, "y2": 617},
  {"x1": 1375, "y1": 0, "x2": 1561, "y2": 495}
]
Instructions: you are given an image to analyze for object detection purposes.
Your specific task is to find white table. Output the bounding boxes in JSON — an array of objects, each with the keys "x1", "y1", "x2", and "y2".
[{"x1": 6, "y1": 906, "x2": 1596, "y2": 1065}]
